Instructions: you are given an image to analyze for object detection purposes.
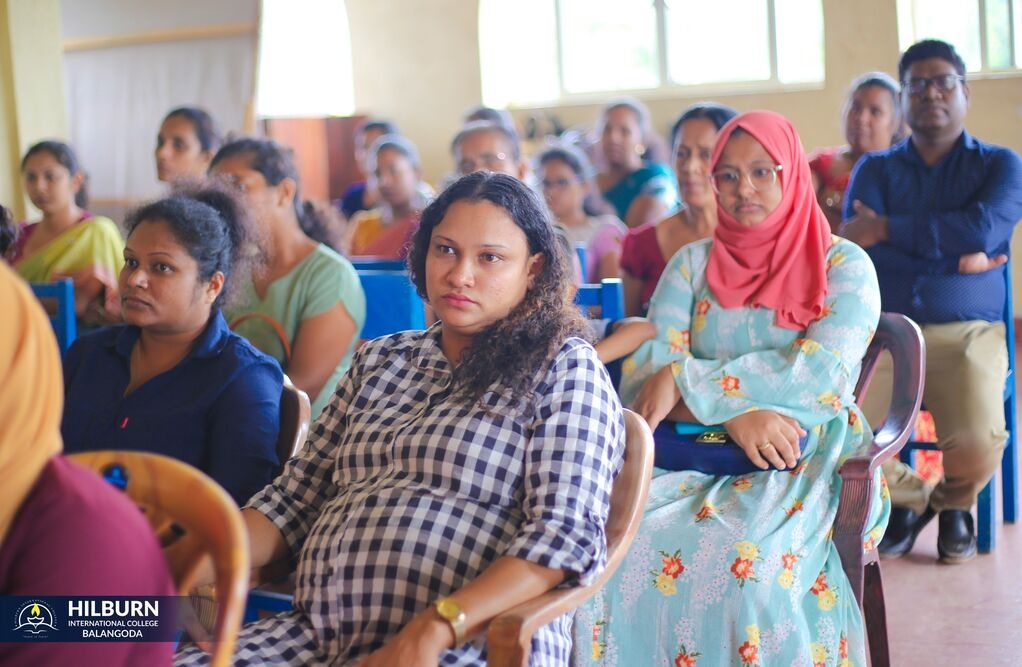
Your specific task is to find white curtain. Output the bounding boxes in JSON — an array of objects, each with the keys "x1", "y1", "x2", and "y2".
[{"x1": 60, "y1": 0, "x2": 258, "y2": 222}]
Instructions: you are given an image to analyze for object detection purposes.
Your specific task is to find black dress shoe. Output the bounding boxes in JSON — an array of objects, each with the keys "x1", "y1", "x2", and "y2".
[
  {"x1": 937, "y1": 510, "x2": 977, "y2": 564},
  {"x1": 878, "y1": 506, "x2": 935, "y2": 558}
]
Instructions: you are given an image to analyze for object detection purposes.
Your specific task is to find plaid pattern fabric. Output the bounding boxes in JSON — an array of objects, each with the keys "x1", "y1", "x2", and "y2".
[{"x1": 176, "y1": 325, "x2": 624, "y2": 666}]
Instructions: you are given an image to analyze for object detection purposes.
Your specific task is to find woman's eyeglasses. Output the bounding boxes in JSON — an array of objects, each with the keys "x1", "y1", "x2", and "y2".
[
  {"x1": 457, "y1": 152, "x2": 509, "y2": 175},
  {"x1": 710, "y1": 164, "x2": 782, "y2": 195},
  {"x1": 904, "y1": 74, "x2": 965, "y2": 96},
  {"x1": 541, "y1": 177, "x2": 575, "y2": 191}
]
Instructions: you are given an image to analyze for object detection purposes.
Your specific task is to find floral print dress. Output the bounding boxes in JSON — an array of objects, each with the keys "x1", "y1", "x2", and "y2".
[{"x1": 574, "y1": 237, "x2": 889, "y2": 666}]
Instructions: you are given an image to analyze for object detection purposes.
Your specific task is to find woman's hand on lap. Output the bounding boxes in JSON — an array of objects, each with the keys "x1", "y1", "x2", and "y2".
[
  {"x1": 631, "y1": 364, "x2": 682, "y2": 431},
  {"x1": 723, "y1": 411, "x2": 806, "y2": 470}
]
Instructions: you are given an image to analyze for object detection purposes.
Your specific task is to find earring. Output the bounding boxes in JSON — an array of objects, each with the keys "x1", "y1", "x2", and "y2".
[{"x1": 634, "y1": 144, "x2": 646, "y2": 156}]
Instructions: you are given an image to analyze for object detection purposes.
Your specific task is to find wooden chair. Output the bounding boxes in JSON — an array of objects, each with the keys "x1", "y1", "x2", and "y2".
[
  {"x1": 485, "y1": 408, "x2": 654, "y2": 667},
  {"x1": 357, "y1": 269, "x2": 428, "y2": 339},
  {"x1": 574, "y1": 278, "x2": 625, "y2": 322},
  {"x1": 277, "y1": 376, "x2": 311, "y2": 468},
  {"x1": 835, "y1": 313, "x2": 926, "y2": 667},
  {"x1": 30, "y1": 278, "x2": 76, "y2": 354},
  {"x1": 68, "y1": 450, "x2": 250, "y2": 667}
]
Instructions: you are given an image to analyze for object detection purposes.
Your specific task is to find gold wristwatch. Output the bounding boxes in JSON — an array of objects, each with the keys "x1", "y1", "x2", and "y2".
[{"x1": 434, "y1": 597, "x2": 467, "y2": 645}]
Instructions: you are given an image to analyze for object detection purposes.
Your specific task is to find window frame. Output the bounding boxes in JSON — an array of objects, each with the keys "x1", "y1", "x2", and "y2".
[
  {"x1": 483, "y1": 0, "x2": 826, "y2": 109},
  {"x1": 896, "y1": 0, "x2": 1022, "y2": 78}
]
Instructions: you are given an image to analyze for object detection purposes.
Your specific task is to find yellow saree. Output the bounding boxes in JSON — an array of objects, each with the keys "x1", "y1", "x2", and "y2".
[
  {"x1": 14, "y1": 215, "x2": 123, "y2": 282},
  {"x1": 14, "y1": 216, "x2": 124, "y2": 322}
]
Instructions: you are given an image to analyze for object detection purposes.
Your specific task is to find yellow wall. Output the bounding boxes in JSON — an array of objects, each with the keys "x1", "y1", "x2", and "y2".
[
  {"x1": 344, "y1": 0, "x2": 1021, "y2": 180},
  {"x1": 0, "y1": 0, "x2": 67, "y2": 218},
  {"x1": 346, "y1": 0, "x2": 481, "y2": 186}
]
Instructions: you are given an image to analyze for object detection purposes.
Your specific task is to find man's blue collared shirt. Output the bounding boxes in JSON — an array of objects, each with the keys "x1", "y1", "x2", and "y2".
[
  {"x1": 61, "y1": 311, "x2": 283, "y2": 504},
  {"x1": 844, "y1": 131, "x2": 1022, "y2": 324}
]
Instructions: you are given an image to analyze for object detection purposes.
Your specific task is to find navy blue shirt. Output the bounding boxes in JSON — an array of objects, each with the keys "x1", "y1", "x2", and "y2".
[
  {"x1": 844, "y1": 131, "x2": 1022, "y2": 324},
  {"x1": 61, "y1": 311, "x2": 284, "y2": 504}
]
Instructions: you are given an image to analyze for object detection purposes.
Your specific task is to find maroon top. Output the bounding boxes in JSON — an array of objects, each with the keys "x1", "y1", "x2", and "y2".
[
  {"x1": 808, "y1": 147, "x2": 851, "y2": 194},
  {"x1": 0, "y1": 456, "x2": 174, "y2": 666},
  {"x1": 620, "y1": 223, "x2": 667, "y2": 315}
]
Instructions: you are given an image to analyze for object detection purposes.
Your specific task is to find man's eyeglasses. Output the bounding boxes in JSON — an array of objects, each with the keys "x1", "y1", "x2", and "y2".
[
  {"x1": 457, "y1": 152, "x2": 509, "y2": 175},
  {"x1": 904, "y1": 74, "x2": 965, "y2": 96},
  {"x1": 710, "y1": 164, "x2": 782, "y2": 195}
]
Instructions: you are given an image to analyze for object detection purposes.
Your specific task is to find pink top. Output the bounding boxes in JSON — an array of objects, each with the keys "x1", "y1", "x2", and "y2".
[{"x1": 620, "y1": 223, "x2": 666, "y2": 314}]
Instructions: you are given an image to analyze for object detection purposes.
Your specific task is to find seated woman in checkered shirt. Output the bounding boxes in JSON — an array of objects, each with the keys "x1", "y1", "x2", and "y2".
[{"x1": 176, "y1": 171, "x2": 627, "y2": 667}]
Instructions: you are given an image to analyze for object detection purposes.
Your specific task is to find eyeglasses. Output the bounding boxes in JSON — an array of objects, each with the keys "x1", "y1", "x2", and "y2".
[
  {"x1": 541, "y1": 177, "x2": 575, "y2": 190},
  {"x1": 457, "y1": 152, "x2": 509, "y2": 175},
  {"x1": 904, "y1": 74, "x2": 964, "y2": 96},
  {"x1": 710, "y1": 164, "x2": 782, "y2": 194}
]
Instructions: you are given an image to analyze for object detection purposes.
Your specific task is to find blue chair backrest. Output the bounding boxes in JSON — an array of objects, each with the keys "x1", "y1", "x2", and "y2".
[
  {"x1": 574, "y1": 244, "x2": 587, "y2": 278},
  {"x1": 1003, "y1": 262, "x2": 1015, "y2": 400},
  {"x1": 30, "y1": 279, "x2": 76, "y2": 354},
  {"x1": 357, "y1": 270, "x2": 427, "y2": 339},
  {"x1": 351, "y1": 257, "x2": 408, "y2": 272},
  {"x1": 574, "y1": 278, "x2": 624, "y2": 322}
]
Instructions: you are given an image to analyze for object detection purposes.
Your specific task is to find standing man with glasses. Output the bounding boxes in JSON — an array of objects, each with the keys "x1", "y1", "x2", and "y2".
[{"x1": 844, "y1": 39, "x2": 1022, "y2": 563}]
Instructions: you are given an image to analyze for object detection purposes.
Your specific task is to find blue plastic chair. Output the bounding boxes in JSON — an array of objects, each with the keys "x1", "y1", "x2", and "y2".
[
  {"x1": 899, "y1": 262, "x2": 1017, "y2": 553},
  {"x1": 357, "y1": 270, "x2": 427, "y2": 339},
  {"x1": 30, "y1": 279, "x2": 77, "y2": 354},
  {"x1": 351, "y1": 256, "x2": 408, "y2": 272},
  {"x1": 574, "y1": 278, "x2": 624, "y2": 322}
]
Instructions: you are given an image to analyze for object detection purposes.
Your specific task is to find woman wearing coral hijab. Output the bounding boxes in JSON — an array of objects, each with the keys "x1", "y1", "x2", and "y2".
[
  {"x1": 572, "y1": 111, "x2": 887, "y2": 665},
  {"x1": 0, "y1": 259, "x2": 174, "y2": 666}
]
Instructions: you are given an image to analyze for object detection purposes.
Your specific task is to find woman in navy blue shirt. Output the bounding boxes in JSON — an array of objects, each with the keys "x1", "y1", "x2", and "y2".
[{"x1": 61, "y1": 185, "x2": 283, "y2": 505}]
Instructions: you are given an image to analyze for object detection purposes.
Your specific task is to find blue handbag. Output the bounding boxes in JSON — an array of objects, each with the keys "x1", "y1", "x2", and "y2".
[{"x1": 652, "y1": 421, "x2": 807, "y2": 476}]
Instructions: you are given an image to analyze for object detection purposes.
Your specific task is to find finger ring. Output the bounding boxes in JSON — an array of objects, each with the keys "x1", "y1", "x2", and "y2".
[{"x1": 756, "y1": 442, "x2": 773, "y2": 450}]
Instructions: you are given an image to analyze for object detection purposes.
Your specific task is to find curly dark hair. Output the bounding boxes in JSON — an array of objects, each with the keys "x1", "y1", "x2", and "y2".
[
  {"x1": 125, "y1": 181, "x2": 258, "y2": 311},
  {"x1": 407, "y1": 172, "x2": 590, "y2": 405}
]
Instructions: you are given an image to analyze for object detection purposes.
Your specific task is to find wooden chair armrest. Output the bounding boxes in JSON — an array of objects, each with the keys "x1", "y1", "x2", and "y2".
[
  {"x1": 486, "y1": 582, "x2": 601, "y2": 663},
  {"x1": 486, "y1": 410, "x2": 655, "y2": 667},
  {"x1": 834, "y1": 409, "x2": 917, "y2": 540},
  {"x1": 835, "y1": 336, "x2": 923, "y2": 557}
]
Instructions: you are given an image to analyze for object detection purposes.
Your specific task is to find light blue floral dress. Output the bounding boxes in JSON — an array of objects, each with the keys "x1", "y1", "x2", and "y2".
[{"x1": 574, "y1": 237, "x2": 889, "y2": 667}]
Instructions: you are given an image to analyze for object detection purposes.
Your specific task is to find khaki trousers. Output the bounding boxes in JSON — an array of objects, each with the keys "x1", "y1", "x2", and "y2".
[{"x1": 860, "y1": 320, "x2": 1008, "y2": 514}]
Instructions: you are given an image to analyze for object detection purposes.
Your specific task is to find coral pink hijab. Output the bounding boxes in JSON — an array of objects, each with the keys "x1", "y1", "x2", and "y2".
[{"x1": 705, "y1": 110, "x2": 832, "y2": 331}]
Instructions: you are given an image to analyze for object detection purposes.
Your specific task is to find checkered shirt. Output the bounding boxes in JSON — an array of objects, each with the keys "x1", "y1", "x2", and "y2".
[{"x1": 178, "y1": 325, "x2": 624, "y2": 666}]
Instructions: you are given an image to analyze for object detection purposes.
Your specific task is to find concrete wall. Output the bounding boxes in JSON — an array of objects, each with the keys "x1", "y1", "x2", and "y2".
[
  {"x1": 346, "y1": 0, "x2": 482, "y2": 186},
  {"x1": 0, "y1": 0, "x2": 67, "y2": 219}
]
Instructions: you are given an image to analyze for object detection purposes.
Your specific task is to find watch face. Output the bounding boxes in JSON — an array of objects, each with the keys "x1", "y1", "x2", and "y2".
[{"x1": 436, "y1": 598, "x2": 462, "y2": 619}]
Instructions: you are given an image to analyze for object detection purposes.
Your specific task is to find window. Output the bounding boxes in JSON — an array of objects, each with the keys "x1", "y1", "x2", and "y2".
[
  {"x1": 479, "y1": 0, "x2": 825, "y2": 108},
  {"x1": 256, "y1": 0, "x2": 355, "y2": 117},
  {"x1": 896, "y1": 0, "x2": 1022, "y2": 73}
]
